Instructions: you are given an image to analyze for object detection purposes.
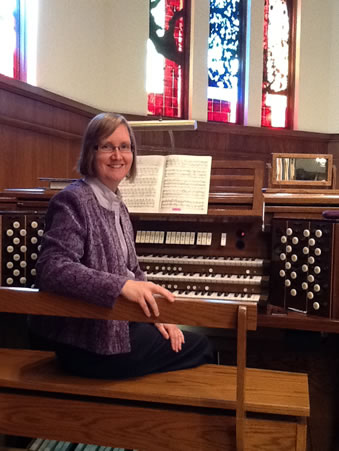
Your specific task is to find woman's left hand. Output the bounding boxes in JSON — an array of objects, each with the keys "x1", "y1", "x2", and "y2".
[{"x1": 155, "y1": 323, "x2": 185, "y2": 352}]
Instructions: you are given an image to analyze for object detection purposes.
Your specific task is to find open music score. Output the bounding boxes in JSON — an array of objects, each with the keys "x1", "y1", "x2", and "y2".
[{"x1": 119, "y1": 154, "x2": 212, "y2": 214}]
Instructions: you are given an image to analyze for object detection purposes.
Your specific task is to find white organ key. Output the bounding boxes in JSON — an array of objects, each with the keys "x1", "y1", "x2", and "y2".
[
  {"x1": 189, "y1": 232, "x2": 195, "y2": 245},
  {"x1": 146, "y1": 272, "x2": 262, "y2": 285},
  {"x1": 138, "y1": 254, "x2": 265, "y2": 268},
  {"x1": 184, "y1": 232, "x2": 191, "y2": 245},
  {"x1": 135, "y1": 230, "x2": 141, "y2": 243},
  {"x1": 171, "y1": 290, "x2": 260, "y2": 303}
]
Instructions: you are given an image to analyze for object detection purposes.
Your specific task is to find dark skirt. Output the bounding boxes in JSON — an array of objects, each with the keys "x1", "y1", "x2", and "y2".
[{"x1": 30, "y1": 322, "x2": 215, "y2": 379}]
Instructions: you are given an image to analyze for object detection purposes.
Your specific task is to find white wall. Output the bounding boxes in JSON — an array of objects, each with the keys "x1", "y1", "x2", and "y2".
[
  {"x1": 188, "y1": 0, "x2": 209, "y2": 122},
  {"x1": 36, "y1": 0, "x2": 148, "y2": 113},
  {"x1": 297, "y1": 0, "x2": 332, "y2": 132},
  {"x1": 34, "y1": 0, "x2": 339, "y2": 133},
  {"x1": 327, "y1": 1, "x2": 339, "y2": 133},
  {"x1": 244, "y1": 0, "x2": 264, "y2": 127},
  {"x1": 104, "y1": 0, "x2": 149, "y2": 114}
]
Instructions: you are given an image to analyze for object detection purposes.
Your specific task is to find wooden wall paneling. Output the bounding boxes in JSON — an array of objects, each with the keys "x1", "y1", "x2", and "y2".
[
  {"x1": 0, "y1": 74, "x2": 337, "y2": 192},
  {"x1": 0, "y1": 75, "x2": 102, "y2": 190}
]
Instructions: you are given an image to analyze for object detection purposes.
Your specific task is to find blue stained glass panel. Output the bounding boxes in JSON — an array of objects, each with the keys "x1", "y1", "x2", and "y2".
[{"x1": 208, "y1": 0, "x2": 241, "y2": 123}]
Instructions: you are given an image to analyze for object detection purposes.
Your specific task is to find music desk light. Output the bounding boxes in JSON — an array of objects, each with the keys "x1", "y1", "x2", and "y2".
[{"x1": 128, "y1": 119, "x2": 197, "y2": 132}]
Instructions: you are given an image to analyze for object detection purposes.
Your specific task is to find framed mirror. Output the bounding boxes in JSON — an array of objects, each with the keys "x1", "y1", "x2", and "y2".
[{"x1": 271, "y1": 153, "x2": 333, "y2": 188}]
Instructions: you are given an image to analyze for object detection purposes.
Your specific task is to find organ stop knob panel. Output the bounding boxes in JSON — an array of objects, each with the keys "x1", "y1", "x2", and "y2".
[
  {"x1": 0, "y1": 213, "x2": 45, "y2": 288},
  {"x1": 270, "y1": 219, "x2": 335, "y2": 317}
]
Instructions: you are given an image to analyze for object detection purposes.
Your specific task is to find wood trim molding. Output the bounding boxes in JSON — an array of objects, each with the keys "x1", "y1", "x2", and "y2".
[
  {"x1": 0, "y1": 115, "x2": 82, "y2": 140},
  {"x1": 0, "y1": 74, "x2": 100, "y2": 117}
]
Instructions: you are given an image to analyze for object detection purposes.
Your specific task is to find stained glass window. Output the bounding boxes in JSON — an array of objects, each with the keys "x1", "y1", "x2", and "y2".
[
  {"x1": 0, "y1": 0, "x2": 18, "y2": 78},
  {"x1": 262, "y1": 0, "x2": 294, "y2": 128},
  {"x1": 147, "y1": 0, "x2": 187, "y2": 118},
  {"x1": 208, "y1": 0, "x2": 244, "y2": 124}
]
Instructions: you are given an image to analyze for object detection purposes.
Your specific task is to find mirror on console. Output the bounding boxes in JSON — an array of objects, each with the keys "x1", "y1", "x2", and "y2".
[{"x1": 271, "y1": 153, "x2": 333, "y2": 189}]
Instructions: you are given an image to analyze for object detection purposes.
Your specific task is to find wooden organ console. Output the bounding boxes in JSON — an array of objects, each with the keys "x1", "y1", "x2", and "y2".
[{"x1": 2, "y1": 167, "x2": 339, "y2": 329}]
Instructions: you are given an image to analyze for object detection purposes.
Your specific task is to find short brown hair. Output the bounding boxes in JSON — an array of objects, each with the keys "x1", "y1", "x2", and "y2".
[{"x1": 77, "y1": 112, "x2": 137, "y2": 181}]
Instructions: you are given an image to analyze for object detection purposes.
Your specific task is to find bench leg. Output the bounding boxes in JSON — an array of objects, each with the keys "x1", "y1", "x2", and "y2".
[{"x1": 296, "y1": 417, "x2": 307, "y2": 451}]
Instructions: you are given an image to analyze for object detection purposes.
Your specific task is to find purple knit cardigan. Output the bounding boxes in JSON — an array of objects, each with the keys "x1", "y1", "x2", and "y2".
[{"x1": 31, "y1": 180, "x2": 145, "y2": 355}]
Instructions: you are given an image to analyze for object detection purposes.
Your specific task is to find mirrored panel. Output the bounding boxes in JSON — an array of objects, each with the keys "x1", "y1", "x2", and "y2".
[{"x1": 271, "y1": 153, "x2": 333, "y2": 187}]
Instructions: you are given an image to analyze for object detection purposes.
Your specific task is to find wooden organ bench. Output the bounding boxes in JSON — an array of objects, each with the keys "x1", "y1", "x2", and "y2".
[{"x1": 0, "y1": 288, "x2": 309, "y2": 451}]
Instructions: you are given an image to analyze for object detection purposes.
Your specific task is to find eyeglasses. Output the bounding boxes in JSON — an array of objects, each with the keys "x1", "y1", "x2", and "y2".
[{"x1": 96, "y1": 143, "x2": 132, "y2": 154}]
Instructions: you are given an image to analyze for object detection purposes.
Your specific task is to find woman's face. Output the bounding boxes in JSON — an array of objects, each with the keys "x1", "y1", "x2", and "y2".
[{"x1": 94, "y1": 124, "x2": 133, "y2": 191}]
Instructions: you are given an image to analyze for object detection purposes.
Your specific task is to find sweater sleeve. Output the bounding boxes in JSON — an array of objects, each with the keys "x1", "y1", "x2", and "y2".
[{"x1": 36, "y1": 189, "x2": 130, "y2": 308}]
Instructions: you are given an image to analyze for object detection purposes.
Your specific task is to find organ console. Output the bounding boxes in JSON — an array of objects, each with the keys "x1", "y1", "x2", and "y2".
[{"x1": 2, "y1": 162, "x2": 339, "y2": 330}]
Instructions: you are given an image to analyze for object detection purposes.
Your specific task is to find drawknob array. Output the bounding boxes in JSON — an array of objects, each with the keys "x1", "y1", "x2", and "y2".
[
  {"x1": 0, "y1": 214, "x2": 45, "y2": 288},
  {"x1": 270, "y1": 219, "x2": 333, "y2": 317}
]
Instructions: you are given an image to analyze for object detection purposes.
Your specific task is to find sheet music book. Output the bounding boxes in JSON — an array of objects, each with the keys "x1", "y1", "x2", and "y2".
[{"x1": 119, "y1": 154, "x2": 212, "y2": 214}]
